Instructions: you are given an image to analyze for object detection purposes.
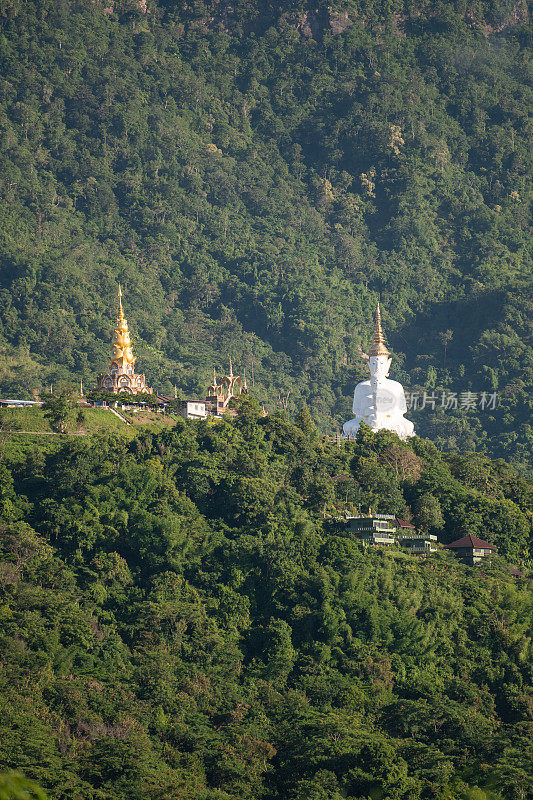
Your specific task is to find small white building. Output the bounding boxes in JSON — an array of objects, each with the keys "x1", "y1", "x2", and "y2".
[{"x1": 180, "y1": 400, "x2": 207, "y2": 420}]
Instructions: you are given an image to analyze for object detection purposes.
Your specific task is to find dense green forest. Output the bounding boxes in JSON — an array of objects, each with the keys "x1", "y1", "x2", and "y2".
[
  {"x1": 0, "y1": 405, "x2": 532, "y2": 799},
  {"x1": 1, "y1": 4, "x2": 532, "y2": 796},
  {"x1": 0, "y1": 0, "x2": 531, "y2": 468}
]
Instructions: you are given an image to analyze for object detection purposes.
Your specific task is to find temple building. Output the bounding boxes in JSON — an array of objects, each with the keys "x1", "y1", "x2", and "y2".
[
  {"x1": 205, "y1": 360, "x2": 248, "y2": 416},
  {"x1": 96, "y1": 286, "x2": 153, "y2": 395},
  {"x1": 343, "y1": 304, "x2": 414, "y2": 440}
]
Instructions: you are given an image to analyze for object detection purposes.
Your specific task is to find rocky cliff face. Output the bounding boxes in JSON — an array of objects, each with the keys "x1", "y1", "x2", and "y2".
[{"x1": 150, "y1": 0, "x2": 528, "y2": 38}]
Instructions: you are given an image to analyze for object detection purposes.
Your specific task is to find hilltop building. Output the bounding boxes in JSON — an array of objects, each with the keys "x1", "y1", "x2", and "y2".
[
  {"x1": 340, "y1": 514, "x2": 438, "y2": 553},
  {"x1": 393, "y1": 517, "x2": 438, "y2": 553},
  {"x1": 178, "y1": 400, "x2": 207, "y2": 420},
  {"x1": 344, "y1": 305, "x2": 414, "y2": 440},
  {"x1": 205, "y1": 361, "x2": 248, "y2": 416},
  {"x1": 151, "y1": 362, "x2": 249, "y2": 420},
  {"x1": 344, "y1": 514, "x2": 397, "y2": 546},
  {"x1": 444, "y1": 535, "x2": 497, "y2": 565},
  {"x1": 398, "y1": 529, "x2": 439, "y2": 555},
  {"x1": 96, "y1": 286, "x2": 153, "y2": 395}
]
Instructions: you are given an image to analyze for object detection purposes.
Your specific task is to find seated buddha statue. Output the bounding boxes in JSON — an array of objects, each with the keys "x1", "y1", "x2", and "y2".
[{"x1": 343, "y1": 304, "x2": 415, "y2": 440}]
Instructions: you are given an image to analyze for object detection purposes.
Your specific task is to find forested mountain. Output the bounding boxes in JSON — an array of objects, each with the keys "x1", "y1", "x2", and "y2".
[
  {"x1": 1, "y1": 6, "x2": 532, "y2": 795},
  {"x1": 0, "y1": 406, "x2": 532, "y2": 799},
  {"x1": 0, "y1": 0, "x2": 531, "y2": 468}
]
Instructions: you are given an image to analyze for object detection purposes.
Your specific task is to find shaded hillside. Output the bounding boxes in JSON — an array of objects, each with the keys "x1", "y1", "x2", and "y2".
[
  {"x1": 0, "y1": 406, "x2": 532, "y2": 798},
  {"x1": 0, "y1": 0, "x2": 531, "y2": 468}
]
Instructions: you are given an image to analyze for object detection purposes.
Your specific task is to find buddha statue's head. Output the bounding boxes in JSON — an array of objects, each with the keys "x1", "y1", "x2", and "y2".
[{"x1": 369, "y1": 355, "x2": 391, "y2": 381}]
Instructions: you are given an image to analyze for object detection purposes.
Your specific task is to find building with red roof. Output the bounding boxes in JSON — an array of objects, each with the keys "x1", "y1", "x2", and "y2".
[
  {"x1": 395, "y1": 517, "x2": 416, "y2": 530},
  {"x1": 444, "y1": 534, "x2": 497, "y2": 565}
]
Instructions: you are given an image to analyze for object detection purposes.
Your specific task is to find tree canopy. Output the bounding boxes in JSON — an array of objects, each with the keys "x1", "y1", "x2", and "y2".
[
  {"x1": 0, "y1": 408, "x2": 531, "y2": 799},
  {"x1": 0, "y1": 0, "x2": 530, "y2": 470}
]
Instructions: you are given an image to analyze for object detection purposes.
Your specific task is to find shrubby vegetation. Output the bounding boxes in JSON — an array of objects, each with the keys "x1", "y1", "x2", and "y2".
[
  {"x1": 86, "y1": 389, "x2": 166, "y2": 406},
  {"x1": 0, "y1": 0, "x2": 531, "y2": 469},
  {"x1": 0, "y1": 404, "x2": 531, "y2": 799}
]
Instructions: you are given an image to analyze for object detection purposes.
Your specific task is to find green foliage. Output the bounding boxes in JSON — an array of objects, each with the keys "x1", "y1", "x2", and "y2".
[
  {"x1": 0, "y1": 0, "x2": 532, "y2": 795},
  {"x1": 86, "y1": 390, "x2": 163, "y2": 407},
  {"x1": 0, "y1": 413, "x2": 531, "y2": 799},
  {"x1": 0, "y1": 0, "x2": 530, "y2": 469},
  {"x1": 0, "y1": 772, "x2": 47, "y2": 800},
  {"x1": 294, "y1": 403, "x2": 318, "y2": 438},
  {"x1": 414, "y1": 492, "x2": 445, "y2": 531},
  {"x1": 41, "y1": 392, "x2": 73, "y2": 433}
]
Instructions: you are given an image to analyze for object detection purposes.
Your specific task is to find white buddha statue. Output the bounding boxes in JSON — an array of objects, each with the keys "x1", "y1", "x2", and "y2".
[{"x1": 343, "y1": 304, "x2": 414, "y2": 440}]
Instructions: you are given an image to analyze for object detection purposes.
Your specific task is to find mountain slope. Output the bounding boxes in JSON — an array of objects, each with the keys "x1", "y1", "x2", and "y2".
[
  {"x1": 0, "y1": 0, "x2": 531, "y2": 468},
  {"x1": 0, "y1": 407, "x2": 532, "y2": 798}
]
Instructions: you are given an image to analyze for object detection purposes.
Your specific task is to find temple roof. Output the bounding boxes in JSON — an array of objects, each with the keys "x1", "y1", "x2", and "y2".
[
  {"x1": 444, "y1": 534, "x2": 497, "y2": 550},
  {"x1": 206, "y1": 360, "x2": 248, "y2": 402}
]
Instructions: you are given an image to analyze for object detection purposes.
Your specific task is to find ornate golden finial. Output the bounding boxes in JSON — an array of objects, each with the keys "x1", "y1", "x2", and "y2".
[
  {"x1": 118, "y1": 284, "x2": 124, "y2": 320},
  {"x1": 368, "y1": 302, "x2": 390, "y2": 357},
  {"x1": 213, "y1": 367, "x2": 217, "y2": 386},
  {"x1": 228, "y1": 356, "x2": 233, "y2": 377}
]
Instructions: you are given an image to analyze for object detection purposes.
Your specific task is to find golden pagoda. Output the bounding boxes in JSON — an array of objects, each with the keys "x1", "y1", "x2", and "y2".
[{"x1": 96, "y1": 286, "x2": 152, "y2": 394}]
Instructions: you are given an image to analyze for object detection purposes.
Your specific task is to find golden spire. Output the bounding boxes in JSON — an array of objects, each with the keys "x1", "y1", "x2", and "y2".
[
  {"x1": 228, "y1": 356, "x2": 233, "y2": 377},
  {"x1": 118, "y1": 283, "x2": 124, "y2": 320},
  {"x1": 110, "y1": 285, "x2": 136, "y2": 369},
  {"x1": 368, "y1": 303, "x2": 390, "y2": 357}
]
